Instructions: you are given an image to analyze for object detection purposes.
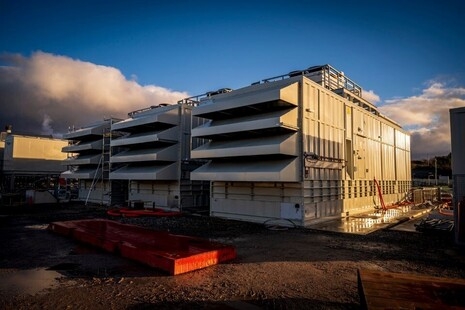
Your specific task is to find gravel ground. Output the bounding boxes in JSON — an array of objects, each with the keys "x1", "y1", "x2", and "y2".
[{"x1": 0, "y1": 202, "x2": 464, "y2": 309}]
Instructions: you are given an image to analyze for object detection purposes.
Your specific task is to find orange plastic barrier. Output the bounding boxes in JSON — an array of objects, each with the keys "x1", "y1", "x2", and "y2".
[{"x1": 48, "y1": 219, "x2": 236, "y2": 275}]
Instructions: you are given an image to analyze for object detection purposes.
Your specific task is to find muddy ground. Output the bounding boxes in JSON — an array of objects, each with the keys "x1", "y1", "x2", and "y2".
[{"x1": 0, "y1": 203, "x2": 464, "y2": 309}]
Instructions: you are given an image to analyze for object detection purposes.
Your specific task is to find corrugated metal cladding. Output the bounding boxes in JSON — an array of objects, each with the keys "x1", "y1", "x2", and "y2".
[
  {"x1": 109, "y1": 104, "x2": 209, "y2": 210},
  {"x1": 191, "y1": 68, "x2": 411, "y2": 226}
]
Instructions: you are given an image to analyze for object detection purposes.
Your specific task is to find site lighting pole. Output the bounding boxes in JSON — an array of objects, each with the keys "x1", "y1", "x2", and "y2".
[{"x1": 435, "y1": 157, "x2": 438, "y2": 186}]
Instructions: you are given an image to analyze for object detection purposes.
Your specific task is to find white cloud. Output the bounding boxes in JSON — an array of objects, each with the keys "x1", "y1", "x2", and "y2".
[
  {"x1": 379, "y1": 81, "x2": 465, "y2": 159},
  {"x1": 362, "y1": 89, "x2": 380, "y2": 104},
  {"x1": 0, "y1": 51, "x2": 189, "y2": 135}
]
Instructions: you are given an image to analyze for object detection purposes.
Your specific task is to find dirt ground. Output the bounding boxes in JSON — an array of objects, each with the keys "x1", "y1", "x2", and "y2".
[{"x1": 1, "y1": 203, "x2": 464, "y2": 309}]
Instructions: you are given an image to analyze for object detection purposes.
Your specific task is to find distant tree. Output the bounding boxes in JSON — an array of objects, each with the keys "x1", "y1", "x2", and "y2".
[{"x1": 411, "y1": 153, "x2": 452, "y2": 178}]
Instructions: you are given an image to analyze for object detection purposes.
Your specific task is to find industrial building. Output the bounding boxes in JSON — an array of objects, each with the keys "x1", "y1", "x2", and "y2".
[
  {"x1": 189, "y1": 65, "x2": 411, "y2": 226},
  {"x1": 450, "y1": 106, "x2": 465, "y2": 244},
  {"x1": 0, "y1": 129, "x2": 68, "y2": 204},
  {"x1": 56, "y1": 64, "x2": 411, "y2": 227},
  {"x1": 109, "y1": 104, "x2": 209, "y2": 211},
  {"x1": 61, "y1": 120, "x2": 114, "y2": 205}
]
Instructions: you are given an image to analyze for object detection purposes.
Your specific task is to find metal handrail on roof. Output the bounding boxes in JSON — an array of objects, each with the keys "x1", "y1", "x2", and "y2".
[
  {"x1": 127, "y1": 103, "x2": 171, "y2": 117},
  {"x1": 178, "y1": 88, "x2": 233, "y2": 106},
  {"x1": 252, "y1": 64, "x2": 363, "y2": 97}
]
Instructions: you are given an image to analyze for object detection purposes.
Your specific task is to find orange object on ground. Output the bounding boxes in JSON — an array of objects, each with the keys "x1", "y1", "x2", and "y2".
[{"x1": 48, "y1": 219, "x2": 236, "y2": 275}]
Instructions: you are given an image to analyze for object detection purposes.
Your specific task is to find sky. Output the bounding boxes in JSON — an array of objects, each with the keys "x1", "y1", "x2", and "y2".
[{"x1": 1, "y1": 0, "x2": 464, "y2": 159}]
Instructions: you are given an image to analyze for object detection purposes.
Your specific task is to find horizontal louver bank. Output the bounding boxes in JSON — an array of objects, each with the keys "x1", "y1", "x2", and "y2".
[
  {"x1": 62, "y1": 154, "x2": 102, "y2": 166},
  {"x1": 190, "y1": 158, "x2": 299, "y2": 182},
  {"x1": 191, "y1": 134, "x2": 298, "y2": 159},
  {"x1": 110, "y1": 126, "x2": 178, "y2": 147},
  {"x1": 62, "y1": 122, "x2": 110, "y2": 140},
  {"x1": 61, "y1": 167, "x2": 101, "y2": 179},
  {"x1": 192, "y1": 109, "x2": 298, "y2": 140},
  {"x1": 193, "y1": 81, "x2": 299, "y2": 119},
  {"x1": 62, "y1": 139, "x2": 103, "y2": 152},
  {"x1": 110, "y1": 163, "x2": 178, "y2": 180},
  {"x1": 191, "y1": 79, "x2": 300, "y2": 183},
  {"x1": 108, "y1": 104, "x2": 209, "y2": 210},
  {"x1": 192, "y1": 81, "x2": 298, "y2": 120},
  {"x1": 112, "y1": 106, "x2": 179, "y2": 131},
  {"x1": 110, "y1": 144, "x2": 178, "y2": 163}
]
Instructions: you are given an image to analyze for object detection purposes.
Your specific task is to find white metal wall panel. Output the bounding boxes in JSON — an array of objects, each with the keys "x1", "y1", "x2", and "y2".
[
  {"x1": 395, "y1": 148, "x2": 409, "y2": 180},
  {"x1": 345, "y1": 106, "x2": 353, "y2": 139},
  {"x1": 381, "y1": 123, "x2": 395, "y2": 146},
  {"x1": 366, "y1": 139, "x2": 382, "y2": 178},
  {"x1": 128, "y1": 180, "x2": 179, "y2": 208},
  {"x1": 395, "y1": 129, "x2": 406, "y2": 150},
  {"x1": 304, "y1": 83, "x2": 320, "y2": 117},
  {"x1": 381, "y1": 144, "x2": 396, "y2": 179},
  {"x1": 210, "y1": 181, "x2": 304, "y2": 223},
  {"x1": 78, "y1": 180, "x2": 110, "y2": 205}
]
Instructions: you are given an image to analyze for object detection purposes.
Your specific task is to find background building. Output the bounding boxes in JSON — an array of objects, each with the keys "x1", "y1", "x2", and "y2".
[
  {"x1": 0, "y1": 129, "x2": 68, "y2": 205},
  {"x1": 190, "y1": 65, "x2": 411, "y2": 226}
]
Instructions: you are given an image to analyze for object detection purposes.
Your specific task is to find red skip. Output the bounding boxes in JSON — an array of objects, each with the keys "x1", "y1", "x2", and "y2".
[{"x1": 48, "y1": 219, "x2": 237, "y2": 275}]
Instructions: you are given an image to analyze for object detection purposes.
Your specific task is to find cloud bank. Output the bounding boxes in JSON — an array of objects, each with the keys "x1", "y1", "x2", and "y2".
[
  {"x1": 0, "y1": 51, "x2": 188, "y2": 136},
  {"x1": 379, "y1": 82, "x2": 465, "y2": 159}
]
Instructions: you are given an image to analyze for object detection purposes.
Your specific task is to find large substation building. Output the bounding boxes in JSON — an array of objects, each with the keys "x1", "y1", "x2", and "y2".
[
  {"x1": 188, "y1": 65, "x2": 411, "y2": 226},
  {"x1": 59, "y1": 64, "x2": 411, "y2": 226}
]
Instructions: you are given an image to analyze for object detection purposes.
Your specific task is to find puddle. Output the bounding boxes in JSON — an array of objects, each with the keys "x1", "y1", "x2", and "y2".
[
  {"x1": 0, "y1": 268, "x2": 63, "y2": 297},
  {"x1": 24, "y1": 224, "x2": 49, "y2": 230},
  {"x1": 310, "y1": 205, "x2": 432, "y2": 234}
]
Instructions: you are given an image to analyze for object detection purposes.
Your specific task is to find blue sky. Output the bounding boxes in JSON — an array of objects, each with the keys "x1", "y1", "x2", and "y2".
[{"x1": 1, "y1": 0, "x2": 465, "y2": 159}]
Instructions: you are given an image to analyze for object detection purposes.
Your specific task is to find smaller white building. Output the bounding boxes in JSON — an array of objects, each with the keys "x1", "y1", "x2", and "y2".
[
  {"x1": 110, "y1": 104, "x2": 209, "y2": 211},
  {"x1": 61, "y1": 120, "x2": 113, "y2": 205}
]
